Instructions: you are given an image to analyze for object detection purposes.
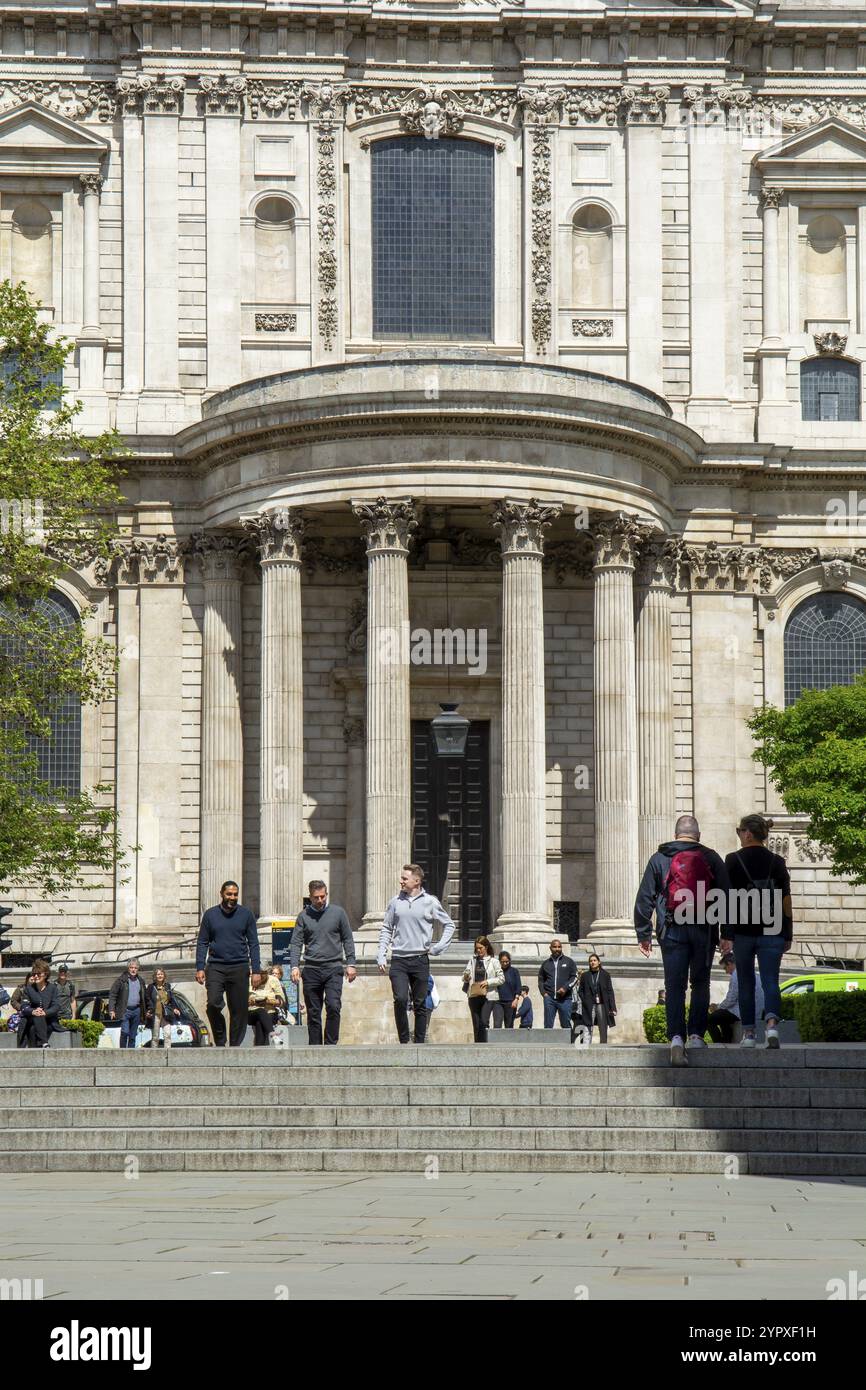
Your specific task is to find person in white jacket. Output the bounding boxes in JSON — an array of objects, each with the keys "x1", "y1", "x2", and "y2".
[
  {"x1": 707, "y1": 952, "x2": 765, "y2": 1043},
  {"x1": 463, "y1": 936, "x2": 505, "y2": 1043}
]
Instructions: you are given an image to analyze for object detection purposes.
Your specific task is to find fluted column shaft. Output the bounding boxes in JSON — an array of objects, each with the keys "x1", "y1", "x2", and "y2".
[
  {"x1": 352, "y1": 499, "x2": 416, "y2": 929},
  {"x1": 197, "y1": 535, "x2": 246, "y2": 912},
  {"x1": 80, "y1": 174, "x2": 103, "y2": 334},
  {"x1": 592, "y1": 516, "x2": 642, "y2": 928},
  {"x1": 493, "y1": 499, "x2": 560, "y2": 939},
  {"x1": 761, "y1": 187, "x2": 782, "y2": 343},
  {"x1": 242, "y1": 510, "x2": 305, "y2": 922},
  {"x1": 635, "y1": 539, "x2": 678, "y2": 867}
]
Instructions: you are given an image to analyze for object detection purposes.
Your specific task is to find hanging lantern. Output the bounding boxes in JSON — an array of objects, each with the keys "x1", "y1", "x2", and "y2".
[{"x1": 430, "y1": 702, "x2": 470, "y2": 758}]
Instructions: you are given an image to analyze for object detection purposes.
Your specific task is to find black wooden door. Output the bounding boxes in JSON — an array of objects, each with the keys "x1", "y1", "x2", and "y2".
[{"x1": 411, "y1": 720, "x2": 490, "y2": 939}]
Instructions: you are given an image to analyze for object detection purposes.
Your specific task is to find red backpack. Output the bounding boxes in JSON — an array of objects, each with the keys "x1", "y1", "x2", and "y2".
[{"x1": 664, "y1": 849, "x2": 715, "y2": 924}]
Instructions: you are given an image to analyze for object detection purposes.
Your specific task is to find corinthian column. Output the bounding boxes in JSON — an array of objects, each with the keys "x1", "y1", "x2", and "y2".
[
  {"x1": 194, "y1": 532, "x2": 247, "y2": 912},
  {"x1": 635, "y1": 534, "x2": 679, "y2": 867},
  {"x1": 78, "y1": 172, "x2": 105, "y2": 394},
  {"x1": 241, "y1": 509, "x2": 305, "y2": 923},
  {"x1": 351, "y1": 497, "x2": 417, "y2": 932},
  {"x1": 590, "y1": 514, "x2": 643, "y2": 933},
  {"x1": 492, "y1": 498, "x2": 561, "y2": 942}
]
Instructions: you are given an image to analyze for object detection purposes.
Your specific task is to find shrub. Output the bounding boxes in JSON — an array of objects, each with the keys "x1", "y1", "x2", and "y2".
[
  {"x1": 787, "y1": 991, "x2": 866, "y2": 1043},
  {"x1": 643, "y1": 1004, "x2": 667, "y2": 1042},
  {"x1": 59, "y1": 1018, "x2": 104, "y2": 1048}
]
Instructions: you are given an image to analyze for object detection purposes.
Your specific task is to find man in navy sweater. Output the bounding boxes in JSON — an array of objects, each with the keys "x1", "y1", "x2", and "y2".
[{"x1": 196, "y1": 880, "x2": 260, "y2": 1047}]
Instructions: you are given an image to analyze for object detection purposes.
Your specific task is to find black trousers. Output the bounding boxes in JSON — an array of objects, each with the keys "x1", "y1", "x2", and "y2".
[
  {"x1": 205, "y1": 962, "x2": 250, "y2": 1047},
  {"x1": 389, "y1": 954, "x2": 430, "y2": 1043},
  {"x1": 468, "y1": 995, "x2": 490, "y2": 1043},
  {"x1": 501, "y1": 1002, "x2": 516, "y2": 1028},
  {"x1": 17, "y1": 1014, "x2": 51, "y2": 1047},
  {"x1": 248, "y1": 1008, "x2": 276, "y2": 1046},
  {"x1": 707, "y1": 1008, "x2": 739, "y2": 1044},
  {"x1": 302, "y1": 964, "x2": 344, "y2": 1046}
]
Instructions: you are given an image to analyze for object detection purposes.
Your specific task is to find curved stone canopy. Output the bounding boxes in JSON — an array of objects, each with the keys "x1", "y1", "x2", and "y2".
[{"x1": 175, "y1": 356, "x2": 706, "y2": 528}]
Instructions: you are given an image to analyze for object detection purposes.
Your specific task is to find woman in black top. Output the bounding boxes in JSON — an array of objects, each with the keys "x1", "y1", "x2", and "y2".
[
  {"x1": 496, "y1": 952, "x2": 522, "y2": 1029},
  {"x1": 574, "y1": 954, "x2": 617, "y2": 1044},
  {"x1": 17, "y1": 963, "x2": 61, "y2": 1049},
  {"x1": 722, "y1": 813, "x2": 793, "y2": 1049}
]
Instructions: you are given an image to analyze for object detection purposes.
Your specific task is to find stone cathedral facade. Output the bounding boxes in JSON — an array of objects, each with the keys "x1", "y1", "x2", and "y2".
[{"x1": 4, "y1": 0, "x2": 866, "y2": 965}]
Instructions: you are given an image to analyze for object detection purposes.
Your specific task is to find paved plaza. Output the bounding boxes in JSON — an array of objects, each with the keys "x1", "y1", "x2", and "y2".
[{"x1": 1, "y1": 1171, "x2": 863, "y2": 1301}]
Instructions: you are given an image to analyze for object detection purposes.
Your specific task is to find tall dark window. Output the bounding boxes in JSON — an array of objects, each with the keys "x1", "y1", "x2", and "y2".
[
  {"x1": 784, "y1": 593, "x2": 866, "y2": 705},
  {"x1": 0, "y1": 350, "x2": 62, "y2": 409},
  {"x1": 372, "y1": 136, "x2": 494, "y2": 340},
  {"x1": 801, "y1": 357, "x2": 860, "y2": 422},
  {"x1": 1, "y1": 590, "x2": 81, "y2": 795}
]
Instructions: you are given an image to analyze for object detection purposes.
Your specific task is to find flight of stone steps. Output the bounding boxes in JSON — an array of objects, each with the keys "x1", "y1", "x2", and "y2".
[{"x1": 3, "y1": 1044, "x2": 865, "y2": 1175}]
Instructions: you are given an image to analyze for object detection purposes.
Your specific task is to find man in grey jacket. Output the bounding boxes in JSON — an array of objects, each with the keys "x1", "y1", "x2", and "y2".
[
  {"x1": 378, "y1": 864, "x2": 455, "y2": 1043},
  {"x1": 290, "y1": 880, "x2": 356, "y2": 1045}
]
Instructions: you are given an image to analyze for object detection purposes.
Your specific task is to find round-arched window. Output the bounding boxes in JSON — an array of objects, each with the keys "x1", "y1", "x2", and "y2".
[
  {"x1": 801, "y1": 358, "x2": 861, "y2": 422},
  {"x1": 0, "y1": 590, "x2": 81, "y2": 795},
  {"x1": 784, "y1": 593, "x2": 866, "y2": 705}
]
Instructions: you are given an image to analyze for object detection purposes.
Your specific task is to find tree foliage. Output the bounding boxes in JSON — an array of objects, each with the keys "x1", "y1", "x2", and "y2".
[
  {"x1": 0, "y1": 280, "x2": 127, "y2": 901},
  {"x1": 749, "y1": 674, "x2": 866, "y2": 885}
]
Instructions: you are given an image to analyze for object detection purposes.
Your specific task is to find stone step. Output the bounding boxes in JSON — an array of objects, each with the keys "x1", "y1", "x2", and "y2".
[
  {"x1": 7, "y1": 1103, "x2": 865, "y2": 1131},
  {"x1": 7, "y1": 1148, "x2": 866, "y2": 1177}
]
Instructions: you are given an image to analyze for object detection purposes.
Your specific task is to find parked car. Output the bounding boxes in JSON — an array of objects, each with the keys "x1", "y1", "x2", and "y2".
[
  {"x1": 75, "y1": 987, "x2": 210, "y2": 1046},
  {"x1": 781, "y1": 972, "x2": 866, "y2": 997}
]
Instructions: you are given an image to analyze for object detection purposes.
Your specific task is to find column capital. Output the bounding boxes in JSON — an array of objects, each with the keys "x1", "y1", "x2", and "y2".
[
  {"x1": 240, "y1": 508, "x2": 305, "y2": 566},
  {"x1": 634, "y1": 532, "x2": 682, "y2": 590},
  {"x1": 79, "y1": 172, "x2": 104, "y2": 196},
  {"x1": 493, "y1": 498, "x2": 561, "y2": 557},
  {"x1": 759, "y1": 185, "x2": 784, "y2": 213},
  {"x1": 189, "y1": 530, "x2": 250, "y2": 582},
  {"x1": 591, "y1": 512, "x2": 648, "y2": 571},
  {"x1": 134, "y1": 533, "x2": 185, "y2": 585},
  {"x1": 351, "y1": 497, "x2": 418, "y2": 554}
]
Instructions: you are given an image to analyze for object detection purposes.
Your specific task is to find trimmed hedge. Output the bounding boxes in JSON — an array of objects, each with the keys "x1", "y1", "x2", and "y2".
[
  {"x1": 643, "y1": 1003, "x2": 715, "y2": 1044},
  {"x1": 783, "y1": 990, "x2": 866, "y2": 1042},
  {"x1": 60, "y1": 1018, "x2": 105, "y2": 1048}
]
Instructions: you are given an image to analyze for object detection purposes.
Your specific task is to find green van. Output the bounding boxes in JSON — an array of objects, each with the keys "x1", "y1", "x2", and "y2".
[{"x1": 781, "y1": 972, "x2": 866, "y2": 997}]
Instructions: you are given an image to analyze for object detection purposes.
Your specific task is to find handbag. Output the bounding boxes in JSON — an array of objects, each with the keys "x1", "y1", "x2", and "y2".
[{"x1": 468, "y1": 980, "x2": 488, "y2": 998}]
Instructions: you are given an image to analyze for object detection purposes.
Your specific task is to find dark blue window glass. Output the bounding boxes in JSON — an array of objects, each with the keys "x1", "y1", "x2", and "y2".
[
  {"x1": 372, "y1": 137, "x2": 494, "y2": 340},
  {"x1": 1, "y1": 591, "x2": 81, "y2": 796},
  {"x1": 784, "y1": 594, "x2": 866, "y2": 706},
  {"x1": 0, "y1": 350, "x2": 62, "y2": 409},
  {"x1": 801, "y1": 358, "x2": 860, "y2": 422}
]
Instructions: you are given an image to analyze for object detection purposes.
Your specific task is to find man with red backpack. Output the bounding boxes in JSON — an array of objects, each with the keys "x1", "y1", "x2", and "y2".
[{"x1": 634, "y1": 815, "x2": 731, "y2": 1066}]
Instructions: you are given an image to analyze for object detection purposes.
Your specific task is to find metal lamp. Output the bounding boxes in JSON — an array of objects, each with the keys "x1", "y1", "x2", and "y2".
[{"x1": 430, "y1": 702, "x2": 470, "y2": 758}]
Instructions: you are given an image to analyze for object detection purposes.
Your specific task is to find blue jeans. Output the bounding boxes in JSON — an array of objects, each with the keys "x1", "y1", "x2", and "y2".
[
  {"x1": 120, "y1": 1007, "x2": 140, "y2": 1048},
  {"x1": 543, "y1": 995, "x2": 572, "y2": 1029},
  {"x1": 733, "y1": 934, "x2": 787, "y2": 1027},
  {"x1": 660, "y1": 927, "x2": 712, "y2": 1041}
]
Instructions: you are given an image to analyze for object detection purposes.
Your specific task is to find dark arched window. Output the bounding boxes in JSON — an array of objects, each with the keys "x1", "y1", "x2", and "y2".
[
  {"x1": 1, "y1": 590, "x2": 81, "y2": 795},
  {"x1": 372, "y1": 136, "x2": 494, "y2": 339},
  {"x1": 801, "y1": 357, "x2": 860, "y2": 422},
  {"x1": 784, "y1": 593, "x2": 866, "y2": 705}
]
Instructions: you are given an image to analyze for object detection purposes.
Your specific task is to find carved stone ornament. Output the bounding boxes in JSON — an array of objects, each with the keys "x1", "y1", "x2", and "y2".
[
  {"x1": 573, "y1": 318, "x2": 613, "y2": 338},
  {"x1": 350, "y1": 86, "x2": 517, "y2": 129},
  {"x1": 188, "y1": 531, "x2": 250, "y2": 582},
  {"x1": 544, "y1": 536, "x2": 595, "y2": 584},
  {"x1": 346, "y1": 597, "x2": 368, "y2": 655},
  {"x1": 591, "y1": 513, "x2": 649, "y2": 570},
  {"x1": 821, "y1": 554, "x2": 851, "y2": 587},
  {"x1": 302, "y1": 536, "x2": 367, "y2": 581},
  {"x1": 255, "y1": 313, "x2": 297, "y2": 333},
  {"x1": 247, "y1": 82, "x2": 299, "y2": 120},
  {"x1": 134, "y1": 534, "x2": 184, "y2": 584},
  {"x1": 517, "y1": 85, "x2": 566, "y2": 127},
  {"x1": 115, "y1": 73, "x2": 186, "y2": 116},
  {"x1": 240, "y1": 509, "x2": 305, "y2": 566},
  {"x1": 79, "y1": 173, "x2": 104, "y2": 196},
  {"x1": 565, "y1": 88, "x2": 622, "y2": 127},
  {"x1": 342, "y1": 717, "x2": 365, "y2": 746},
  {"x1": 814, "y1": 331, "x2": 848, "y2": 355},
  {"x1": 493, "y1": 499, "x2": 562, "y2": 557},
  {"x1": 0, "y1": 79, "x2": 116, "y2": 122},
  {"x1": 198, "y1": 74, "x2": 247, "y2": 116},
  {"x1": 635, "y1": 534, "x2": 682, "y2": 590},
  {"x1": 528, "y1": 123, "x2": 553, "y2": 355},
  {"x1": 399, "y1": 87, "x2": 467, "y2": 140},
  {"x1": 352, "y1": 498, "x2": 418, "y2": 554},
  {"x1": 681, "y1": 84, "x2": 753, "y2": 121},
  {"x1": 302, "y1": 81, "x2": 350, "y2": 122},
  {"x1": 759, "y1": 186, "x2": 784, "y2": 213},
  {"x1": 621, "y1": 83, "x2": 670, "y2": 125}
]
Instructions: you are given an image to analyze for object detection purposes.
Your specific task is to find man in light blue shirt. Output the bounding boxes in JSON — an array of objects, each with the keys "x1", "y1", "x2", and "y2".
[{"x1": 378, "y1": 863, "x2": 455, "y2": 1043}]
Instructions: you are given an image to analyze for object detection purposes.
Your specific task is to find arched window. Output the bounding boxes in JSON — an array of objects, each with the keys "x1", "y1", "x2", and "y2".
[
  {"x1": 803, "y1": 213, "x2": 847, "y2": 322},
  {"x1": 372, "y1": 136, "x2": 494, "y2": 339},
  {"x1": 784, "y1": 593, "x2": 866, "y2": 705},
  {"x1": 572, "y1": 204, "x2": 613, "y2": 309},
  {"x1": 0, "y1": 591, "x2": 81, "y2": 795},
  {"x1": 801, "y1": 357, "x2": 860, "y2": 422},
  {"x1": 10, "y1": 198, "x2": 53, "y2": 307},
  {"x1": 254, "y1": 196, "x2": 296, "y2": 302}
]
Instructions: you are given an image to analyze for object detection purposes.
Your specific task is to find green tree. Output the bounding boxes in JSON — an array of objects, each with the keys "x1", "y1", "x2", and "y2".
[
  {"x1": 0, "y1": 279, "x2": 126, "y2": 902},
  {"x1": 748, "y1": 674, "x2": 866, "y2": 885}
]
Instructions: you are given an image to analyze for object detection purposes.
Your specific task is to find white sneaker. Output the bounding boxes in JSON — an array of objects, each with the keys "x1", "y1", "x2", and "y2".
[
  {"x1": 740, "y1": 1032, "x2": 757, "y2": 1047},
  {"x1": 765, "y1": 1026, "x2": 780, "y2": 1050},
  {"x1": 686, "y1": 1034, "x2": 706, "y2": 1048},
  {"x1": 670, "y1": 1036, "x2": 688, "y2": 1066}
]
